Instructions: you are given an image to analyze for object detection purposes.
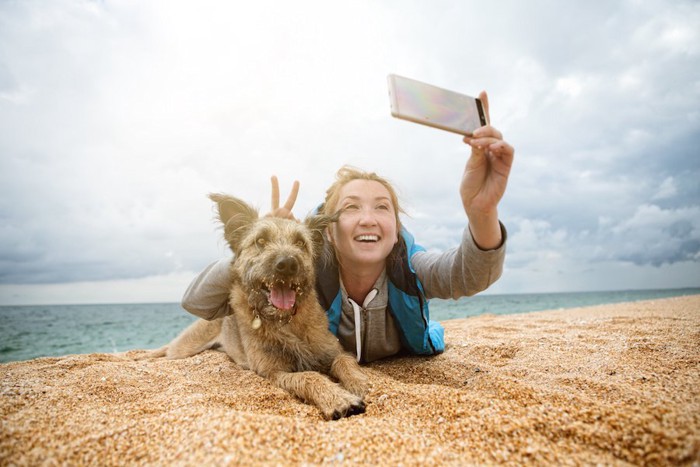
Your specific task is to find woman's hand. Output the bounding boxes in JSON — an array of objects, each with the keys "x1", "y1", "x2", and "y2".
[
  {"x1": 267, "y1": 176, "x2": 299, "y2": 219},
  {"x1": 461, "y1": 91, "x2": 514, "y2": 249}
]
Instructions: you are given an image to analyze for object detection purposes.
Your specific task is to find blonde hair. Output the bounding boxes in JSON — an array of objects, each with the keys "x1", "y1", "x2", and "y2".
[{"x1": 321, "y1": 165, "x2": 404, "y2": 230}]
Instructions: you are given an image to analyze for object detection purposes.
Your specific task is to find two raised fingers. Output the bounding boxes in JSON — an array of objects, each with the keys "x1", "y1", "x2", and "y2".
[{"x1": 269, "y1": 176, "x2": 299, "y2": 219}]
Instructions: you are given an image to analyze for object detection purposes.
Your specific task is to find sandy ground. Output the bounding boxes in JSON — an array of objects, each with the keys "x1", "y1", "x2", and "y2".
[{"x1": 1, "y1": 295, "x2": 699, "y2": 465}]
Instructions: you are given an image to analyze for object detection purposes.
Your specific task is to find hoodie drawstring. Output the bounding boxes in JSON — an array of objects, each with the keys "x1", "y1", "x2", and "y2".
[{"x1": 347, "y1": 288, "x2": 378, "y2": 363}]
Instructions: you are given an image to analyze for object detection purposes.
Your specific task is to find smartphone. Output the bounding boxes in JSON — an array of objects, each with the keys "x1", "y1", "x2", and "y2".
[{"x1": 387, "y1": 74, "x2": 487, "y2": 136}]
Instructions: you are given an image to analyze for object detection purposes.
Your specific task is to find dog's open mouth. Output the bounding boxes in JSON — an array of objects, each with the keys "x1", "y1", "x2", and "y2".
[{"x1": 263, "y1": 282, "x2": 300, "y2": 311}]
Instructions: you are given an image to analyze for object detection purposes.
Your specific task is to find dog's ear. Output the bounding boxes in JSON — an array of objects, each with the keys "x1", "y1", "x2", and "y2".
[
  {"x1": 304, "y1": 211, "x2": 339, "y2": 256},
  {"x1": 208, "y1": 193, "x2": 259, "y2": 253}
]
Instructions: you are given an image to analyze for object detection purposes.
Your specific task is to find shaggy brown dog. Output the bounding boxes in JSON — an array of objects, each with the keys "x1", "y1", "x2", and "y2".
[{"x1": 144, "y1": 194, "x2": 368, "y2": 420}]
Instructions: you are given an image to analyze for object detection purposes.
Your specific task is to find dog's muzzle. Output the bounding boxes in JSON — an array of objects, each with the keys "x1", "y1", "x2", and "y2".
[{"x1": 266, "y1": 256, "x2": 300, "y2": 311}]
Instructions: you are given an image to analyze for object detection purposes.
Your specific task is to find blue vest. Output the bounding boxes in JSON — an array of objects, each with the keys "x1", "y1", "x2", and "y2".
[{"x1": 314, "y1": 228, "x2": 445, "y2": 356}]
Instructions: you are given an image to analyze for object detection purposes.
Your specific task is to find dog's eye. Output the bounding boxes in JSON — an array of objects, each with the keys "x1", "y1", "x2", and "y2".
[
  {"x1": 256, "y1": 237, "x2": 266, "y2": 247},
  {"x1": 295, "y1": 240, "x2": 305, "y2": 249}
]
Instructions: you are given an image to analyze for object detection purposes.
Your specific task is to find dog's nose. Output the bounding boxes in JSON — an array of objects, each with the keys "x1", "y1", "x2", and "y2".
[{"x1": 275, "y1": 256, "x2": 299, "y2": 276}]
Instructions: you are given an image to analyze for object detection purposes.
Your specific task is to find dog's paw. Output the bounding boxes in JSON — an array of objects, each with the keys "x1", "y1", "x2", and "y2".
[
  {"x1": 322, "y1": 392, "x2": 366, "y2": 421},
  {"x1": 331, "y1": 355, "x2": 370, "y2": 398},
  {"x1": 132, "y1": 347, "x2": 167, "y2": 360},
  {"x1": 343, "y1": 375, "x2": 370, "y2": 398},
  {"x1": 331, "y1": 399, "x2": 366, "y2": 420}
]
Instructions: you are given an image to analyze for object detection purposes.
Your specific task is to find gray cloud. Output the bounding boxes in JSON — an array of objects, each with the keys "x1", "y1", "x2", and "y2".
[{"x1": 0, "y1": 0, "x2": 698, "y2": 303}]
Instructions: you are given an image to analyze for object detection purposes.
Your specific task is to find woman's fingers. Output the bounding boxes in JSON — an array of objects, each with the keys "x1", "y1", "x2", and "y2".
[
  {"x1": 464, "y1": 135, "x2": 503, "y2": 150},
  {"x1": 488, "y1": 141, "x2": 515, "y2": 165},
  {"x1": 463, "y1": 125, "x2": 502, "y2": 145},
  {"x1": 271, "y1": 176, "x2": 281, "y2": 210},
  {"x1": 283, "y1": 180, "x2": 300, "y2": 212},
  {"x1": 478, "y1": 90, "x2": 491, "y2": 125},
  {"x1": 269, "y1": 176, "x2": 299, "y2": 219},
  {"x1": 472, "y1": 124, "x2": 503, "y2": 140}
]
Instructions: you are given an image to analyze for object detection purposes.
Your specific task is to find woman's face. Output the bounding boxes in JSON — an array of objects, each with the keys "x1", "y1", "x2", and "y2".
[{"x1": 329, "y1": 179, "x2": 399, "y2": 273}]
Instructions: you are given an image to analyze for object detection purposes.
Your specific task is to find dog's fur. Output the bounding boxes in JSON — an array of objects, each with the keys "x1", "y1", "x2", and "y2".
[{"x1": 142, "y1": 194, "x2": 368, "y2": 420}]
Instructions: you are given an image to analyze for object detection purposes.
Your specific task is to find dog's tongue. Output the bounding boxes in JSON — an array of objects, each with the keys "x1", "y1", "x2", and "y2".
[{"x1": 270, "y1": 285, "x2": 296, "y2": 310}]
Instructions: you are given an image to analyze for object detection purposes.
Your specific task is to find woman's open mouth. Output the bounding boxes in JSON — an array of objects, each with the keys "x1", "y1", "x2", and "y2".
[{"x1": 354, "y1": 234, "x2": 380, "y2": 243}]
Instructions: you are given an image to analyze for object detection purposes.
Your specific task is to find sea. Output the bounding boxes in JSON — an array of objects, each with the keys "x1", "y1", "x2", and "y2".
[{"x1": 1, "y1": 288, "x2": 698, "y2": 364}]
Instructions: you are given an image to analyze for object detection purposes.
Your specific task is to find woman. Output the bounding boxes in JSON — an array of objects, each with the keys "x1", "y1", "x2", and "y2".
[{"x1": 182, "y1": 91, "x2": 514, "y2": 363}]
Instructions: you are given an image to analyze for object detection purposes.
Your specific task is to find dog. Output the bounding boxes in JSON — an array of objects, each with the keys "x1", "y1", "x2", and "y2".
[{"x1": 142, "y1": 194, "x2": 368, "y2": 420}]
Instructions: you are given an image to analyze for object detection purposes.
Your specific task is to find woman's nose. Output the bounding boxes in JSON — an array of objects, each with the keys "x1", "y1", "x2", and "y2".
[{"x1": 358, "y1": 207, "x2": 377, "y2": 225}]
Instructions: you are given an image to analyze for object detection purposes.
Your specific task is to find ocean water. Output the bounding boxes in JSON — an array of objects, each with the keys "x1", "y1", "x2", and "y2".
[{"x1": 1, "y1": 288, "x2": 698, "y2": 363}]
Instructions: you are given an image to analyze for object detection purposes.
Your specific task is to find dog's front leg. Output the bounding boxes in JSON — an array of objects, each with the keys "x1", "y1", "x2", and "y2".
[
  {"x1": 330, "y1": 353, "x2": 369, "y2": 398},
  {"x1": 270, "y1": 370, "x2": 365, "y2": 421}
]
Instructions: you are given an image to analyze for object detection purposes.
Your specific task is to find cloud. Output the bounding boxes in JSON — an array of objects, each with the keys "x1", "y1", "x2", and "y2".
[
  {"x1": 0, "y1": 0, "x2": 699, "y2": 304},
  {"x1": 501, "y1": 202, "x2": 700, "y2": 285},
  {"x1": 0, "y1": 270, "x2": 197, "y2": 305},
  {"x1": 606, "y1": 204, "x2": 700, "y2": 266}
]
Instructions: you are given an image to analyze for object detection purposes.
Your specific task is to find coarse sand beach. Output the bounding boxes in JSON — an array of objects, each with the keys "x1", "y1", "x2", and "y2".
[{"x1": 1, "y1": 295, "x2": 699, "y2": 465}]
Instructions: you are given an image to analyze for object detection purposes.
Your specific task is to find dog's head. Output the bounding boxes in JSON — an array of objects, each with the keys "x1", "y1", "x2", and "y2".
[{"x1": 209, "y1": 193, "x2": 335, "y2": 319}]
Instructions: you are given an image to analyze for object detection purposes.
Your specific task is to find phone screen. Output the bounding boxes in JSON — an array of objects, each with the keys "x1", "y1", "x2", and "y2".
[{"x1": 388, "y1": 74, "x2": 486, "y2": 136}]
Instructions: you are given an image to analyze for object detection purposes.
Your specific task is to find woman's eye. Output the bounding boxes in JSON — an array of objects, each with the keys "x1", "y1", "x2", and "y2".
[
  {"x1": 343, "y1": 204, "x2": 359, "y2": 211},
  {"x1": 377, "y1": 204, "x2": 391, "y2": 211}
]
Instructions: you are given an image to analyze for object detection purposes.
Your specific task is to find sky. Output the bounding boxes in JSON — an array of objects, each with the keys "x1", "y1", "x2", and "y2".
[{"x1": 0, "y1": 0, "x2": 698, "y2": 305}]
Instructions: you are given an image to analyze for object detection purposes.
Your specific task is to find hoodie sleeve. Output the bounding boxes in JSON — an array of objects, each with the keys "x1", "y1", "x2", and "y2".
[
  {"x1": 410, "y1": 222, "x2": 507, "y2": 300},
  {"x1": 180, "y1": 257, "x2": 234, "y2": 320}
]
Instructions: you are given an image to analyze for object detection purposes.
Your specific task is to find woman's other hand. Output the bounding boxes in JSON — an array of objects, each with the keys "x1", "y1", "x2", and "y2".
[
  {"x1": 267, "y1": 176, "x2": 299, "y2": 220},
  {"x1": 461, "y1": 91, "x2": 514, "y2": 249}
]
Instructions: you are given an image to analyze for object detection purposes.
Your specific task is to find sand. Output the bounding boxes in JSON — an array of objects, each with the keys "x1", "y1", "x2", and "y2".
[{"x1": 1, "y1": 295, "x2": 699, "y2": 465}]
